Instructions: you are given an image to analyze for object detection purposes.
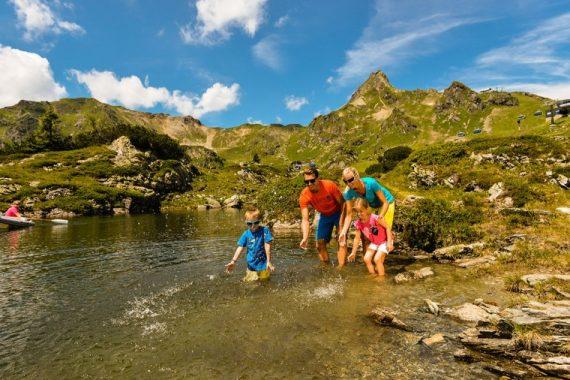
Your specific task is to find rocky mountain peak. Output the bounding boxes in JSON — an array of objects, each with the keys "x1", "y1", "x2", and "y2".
[
  {"x1": 436, "y1": 81, "x2": 484, "y2": 113},
  {"x1": 350, "y1": 69, "x2": 398, "y2": 105}
]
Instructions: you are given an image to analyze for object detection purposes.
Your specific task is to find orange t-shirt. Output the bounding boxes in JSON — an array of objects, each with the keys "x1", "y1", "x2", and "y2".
[{"x1": 299, "y1": 179, "x2": 342, "y2": 216}]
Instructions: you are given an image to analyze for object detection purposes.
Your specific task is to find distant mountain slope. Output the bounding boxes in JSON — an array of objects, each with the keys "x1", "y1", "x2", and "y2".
[
  {"x1": 0, "y1": 70, "x2": 560, "y2": 168},
  {"x1": 0, "y1": 98, "x2": 205, "y2": 144}
]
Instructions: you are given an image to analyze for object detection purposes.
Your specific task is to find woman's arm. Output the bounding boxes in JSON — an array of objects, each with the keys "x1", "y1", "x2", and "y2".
[{"x1": 375, "y1": 190, "x2": 389, "y2": 218}]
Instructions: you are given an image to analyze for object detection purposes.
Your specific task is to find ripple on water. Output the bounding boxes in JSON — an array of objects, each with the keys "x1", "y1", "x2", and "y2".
[
  {"x1": 111, "y1": 281, "x2": 194, "y2": 336},
  {"x1": 299, "y1": 276, "x2": 346, "y2": 306}
]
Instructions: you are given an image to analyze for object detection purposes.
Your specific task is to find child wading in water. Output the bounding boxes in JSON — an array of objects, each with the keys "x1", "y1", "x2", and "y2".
[
  {"x1": 225, "y1": 207, "x2": 275, "y2": 281},
  {"x1": 349, "y1": 198, "x2": 393, "y2": 276}
]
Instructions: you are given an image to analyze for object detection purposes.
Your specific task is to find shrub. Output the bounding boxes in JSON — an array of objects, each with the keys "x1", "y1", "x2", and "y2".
[
  {"x1": 410, "y1": 144, "x2": 467, "y2": 165},
  {"x1": 366, "y1": 146, "x2": 412, "y2": 175},
  {"x1": 72, "y1": 124, "x2": 184, "y2": 159},
  {"x1": 396, "y1": 198, "x2": 482, "y2": 252},
  {"x1": 504, "y1": 178, "x2": 543, "y2": 207}
]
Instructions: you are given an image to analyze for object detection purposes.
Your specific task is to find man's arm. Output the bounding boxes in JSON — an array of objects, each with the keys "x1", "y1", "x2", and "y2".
[
  {"x1": 339, "y1": 199, "x2": 354, "y2": 245},
  {"x1": 225, "y1": 246, "x2": 244, "y2": 273},
  {"x1": 300, "y1": 207, "x2": 310, "y2": 249}
]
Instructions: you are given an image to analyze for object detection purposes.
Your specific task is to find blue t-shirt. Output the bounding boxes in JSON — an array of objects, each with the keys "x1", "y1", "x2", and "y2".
[
  {"x1": 343, "y1": 177, "x2": 394, "y2": 207},
  {"x1": 237, "y1": 226, "x2": 273, "y2": 271}
]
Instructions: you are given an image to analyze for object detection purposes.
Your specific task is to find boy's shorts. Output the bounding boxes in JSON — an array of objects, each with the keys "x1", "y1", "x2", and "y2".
[
  {"x1": 315, "y1": 210, "x2": 341, "y2": 242},
  {"x1": 369, "y1": 242, "x2": 389, "y2": 254},
  {"x1": 243, "y1": 268, "x2": 270, "y2": 282}
]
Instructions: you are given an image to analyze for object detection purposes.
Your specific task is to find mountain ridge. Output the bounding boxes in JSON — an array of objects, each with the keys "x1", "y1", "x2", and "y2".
[{"x1": 0, "y1": 69, "x2": 560, "y2": 167}]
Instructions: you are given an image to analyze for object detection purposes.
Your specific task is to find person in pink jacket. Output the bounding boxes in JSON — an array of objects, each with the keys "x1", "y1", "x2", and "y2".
[{"x1": 349, "y1": 198, "x2": 392, "y2": 276}]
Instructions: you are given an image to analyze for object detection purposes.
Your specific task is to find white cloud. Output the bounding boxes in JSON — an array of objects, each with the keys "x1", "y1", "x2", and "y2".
[
  {"x1": 456, "y1": 13, "x2": 570, "y2": 100},
  {"x1": 334, "y1": 12, "x2": 482, "y2": 86},
  {"x1": 71, "y1": 69, "x2": 240, "y2": 118},
  {"x1": 246, "y1": 117, "x2": 264, "y2": 125},
  {"x1": 313, "y1": 106, "x2": 331, "y2": 117},
  {"x1": 491, "y1": 82, "x2": 570, "y2": 100},
  {"x1": 475, "y1": 13, "x2": 570, "y2": 79},
  {"x1": 10, "y1": 0, "x2": 84, "y2": 41},
  {"x1": 0, "y1": 45, "x2": 67, "y2": 107},
  {"x1": 326, "y1": 76, "x2": 334, "y2": 84},
  {"x1": 252, "y1": 35, "x2": 282, "y2": 70},
  {"x1": 285, "y1": 95, "x2": 308, "y2": 111},
  {"x1": 274, "y1": 15, "x2": 289, "y2": 28},
  {"x1": 156, "y1": 28, "x2": 165, "y2": 37},
  {"x1": 180, "y1": 0, "x2": 267, "y2": 45},
  {"x1": 275, "y1": 115, "x2": 282, "y2": 123}
]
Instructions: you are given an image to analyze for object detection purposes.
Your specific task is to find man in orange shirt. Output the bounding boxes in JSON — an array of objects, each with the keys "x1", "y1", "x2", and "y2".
[{"x1": 299, "y1": 166, "x2": 347, "y2": 267}]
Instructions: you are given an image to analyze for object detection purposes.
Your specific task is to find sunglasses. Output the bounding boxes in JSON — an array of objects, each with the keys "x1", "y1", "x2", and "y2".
[
  {"x1": 246, "y1": 220, "x2": 260, "y2": 226},
  {"x1": 343, "y1": 177, "x2": 356, "y2": 184},
  {"x1": 304, "y1": 178, "x2": 317, "y2": 185}
]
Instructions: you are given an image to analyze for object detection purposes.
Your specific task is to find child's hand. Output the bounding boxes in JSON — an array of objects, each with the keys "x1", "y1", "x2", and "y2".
[
  {"x1": 338, "y1": 232, "x2": 347, "y2": 246},
  {"x1": 225, "y1": 260, "x2": 236, "y2": 273},
  {"x1": 387, "y1": 240, "x2": 394, "y2": 252},
  {"x1": 267, "y1": 262, "x2": 275, "y2": 272},
  {"x1": 348, "y1": 252, "x2": 356, "y2": 262}
]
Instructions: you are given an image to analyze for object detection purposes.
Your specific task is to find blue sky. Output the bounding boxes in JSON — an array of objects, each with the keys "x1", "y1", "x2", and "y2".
[{"x1": 0, "y1": 0, "x2": 569, "y2": 127}]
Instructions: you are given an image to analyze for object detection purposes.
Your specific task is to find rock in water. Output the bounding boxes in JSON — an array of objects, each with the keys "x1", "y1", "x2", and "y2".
[
  {"x1": 419, "y1": 333, "x2": 445, "y2": 346},
  {"x1": 445, "y1": 302, "x2": 499, "y2": 324},
  {"x1": 482, "y1": 364, "x2": 528, "y2": 379},
  {"x1": 454, "y1": 256, "x2": 496, "y2": 268},
  {"x1": 453, "y1": 349, "x2": 477, "y2": 363},
  {"x1": 394, "y1": 267, "x2": 434, "y2": 284},
  {"x1": 369, "y1": 307, "x2": 411, "y2": 331},
  {"x1": 424, "y1": 299, "x2": 440, "y2": 315}
]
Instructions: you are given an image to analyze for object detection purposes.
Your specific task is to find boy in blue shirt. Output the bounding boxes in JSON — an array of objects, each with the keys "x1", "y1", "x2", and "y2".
[{"x1": 225, "y1": 207, "x2": 275, "y2": 281}]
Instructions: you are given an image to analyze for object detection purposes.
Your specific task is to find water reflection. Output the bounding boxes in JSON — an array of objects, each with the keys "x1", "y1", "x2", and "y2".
[{"x1": 0, "y1": 211, "x2": 501, "y2": 379}]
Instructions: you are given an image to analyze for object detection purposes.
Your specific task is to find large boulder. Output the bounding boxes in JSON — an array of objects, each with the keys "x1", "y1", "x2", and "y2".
[
  {"x1": 487, "y1": 182, "x2": 504, "y2": 202},
  {"x1": 432, "y1": 242, "x2": 485, "y2": 262},
  {"x1": 109, "y1": 136, "x2": 143, "y2": 167},
  {"x1": 444, "y1": 300, "x2": 500, "y2": 324},
  {"x1": 394, "y1": 267, "x2": 434, "y2": 284},
  {"x1": 223, "y1": 195, "x2": 243, "y2": 209},
  {"x1": 44, "y1": 187, "x2": 73, "y2": 200},
  {"x1": 521, "y1": 274, "x2": 570, "y2": 287},
  {"x1": 0, "y1": 183, "x2": 21, "y2": 195},
  {"x1": 408, "y1": 164, "x2": 438, "y2": 189}
]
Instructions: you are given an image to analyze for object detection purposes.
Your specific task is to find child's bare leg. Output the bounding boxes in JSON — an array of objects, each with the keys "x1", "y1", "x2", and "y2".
[
  {"x1": 374, "y1": 250, "x2": 387, "y2": 276},
  {"x1": 363, "y1": 249, "x2": 376, "y2": 274},
  {"x1": 316, "y1": 239, "x2": 330, "y2": 263},
  {"x1": 387, "y1": 228, "x2": 395, "y2": 252}
]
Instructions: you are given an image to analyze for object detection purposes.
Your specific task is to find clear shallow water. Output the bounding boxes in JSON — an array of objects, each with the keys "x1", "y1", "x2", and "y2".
[{"x1": 0, "y1": 211, "x2": 505, "y2": 379}]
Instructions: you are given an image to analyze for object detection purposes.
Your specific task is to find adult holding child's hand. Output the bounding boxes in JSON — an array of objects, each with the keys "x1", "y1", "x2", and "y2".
[{"x1": 339, "y1": 167, "x2": 396, "y2": 253}]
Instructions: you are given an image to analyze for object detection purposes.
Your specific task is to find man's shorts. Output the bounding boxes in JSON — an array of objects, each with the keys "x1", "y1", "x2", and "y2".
[
  {"x1": 243, "y1": 268, "x2": 270, "y2": 282},
  {"x1": 315, "y1": 210, "x2": 341, "y2": 242},
  {"x1": 369, "y1": 242, "x2": 389, "y2": 254}
]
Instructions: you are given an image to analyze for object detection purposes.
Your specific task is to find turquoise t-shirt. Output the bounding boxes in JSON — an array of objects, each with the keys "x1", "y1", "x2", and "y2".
[
  {"x1": 343, "y1": 177, "x2": 394, "y2": 207},
  {"x1": 237, "y1": 226, "x2": 273, "y2": 271}
]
